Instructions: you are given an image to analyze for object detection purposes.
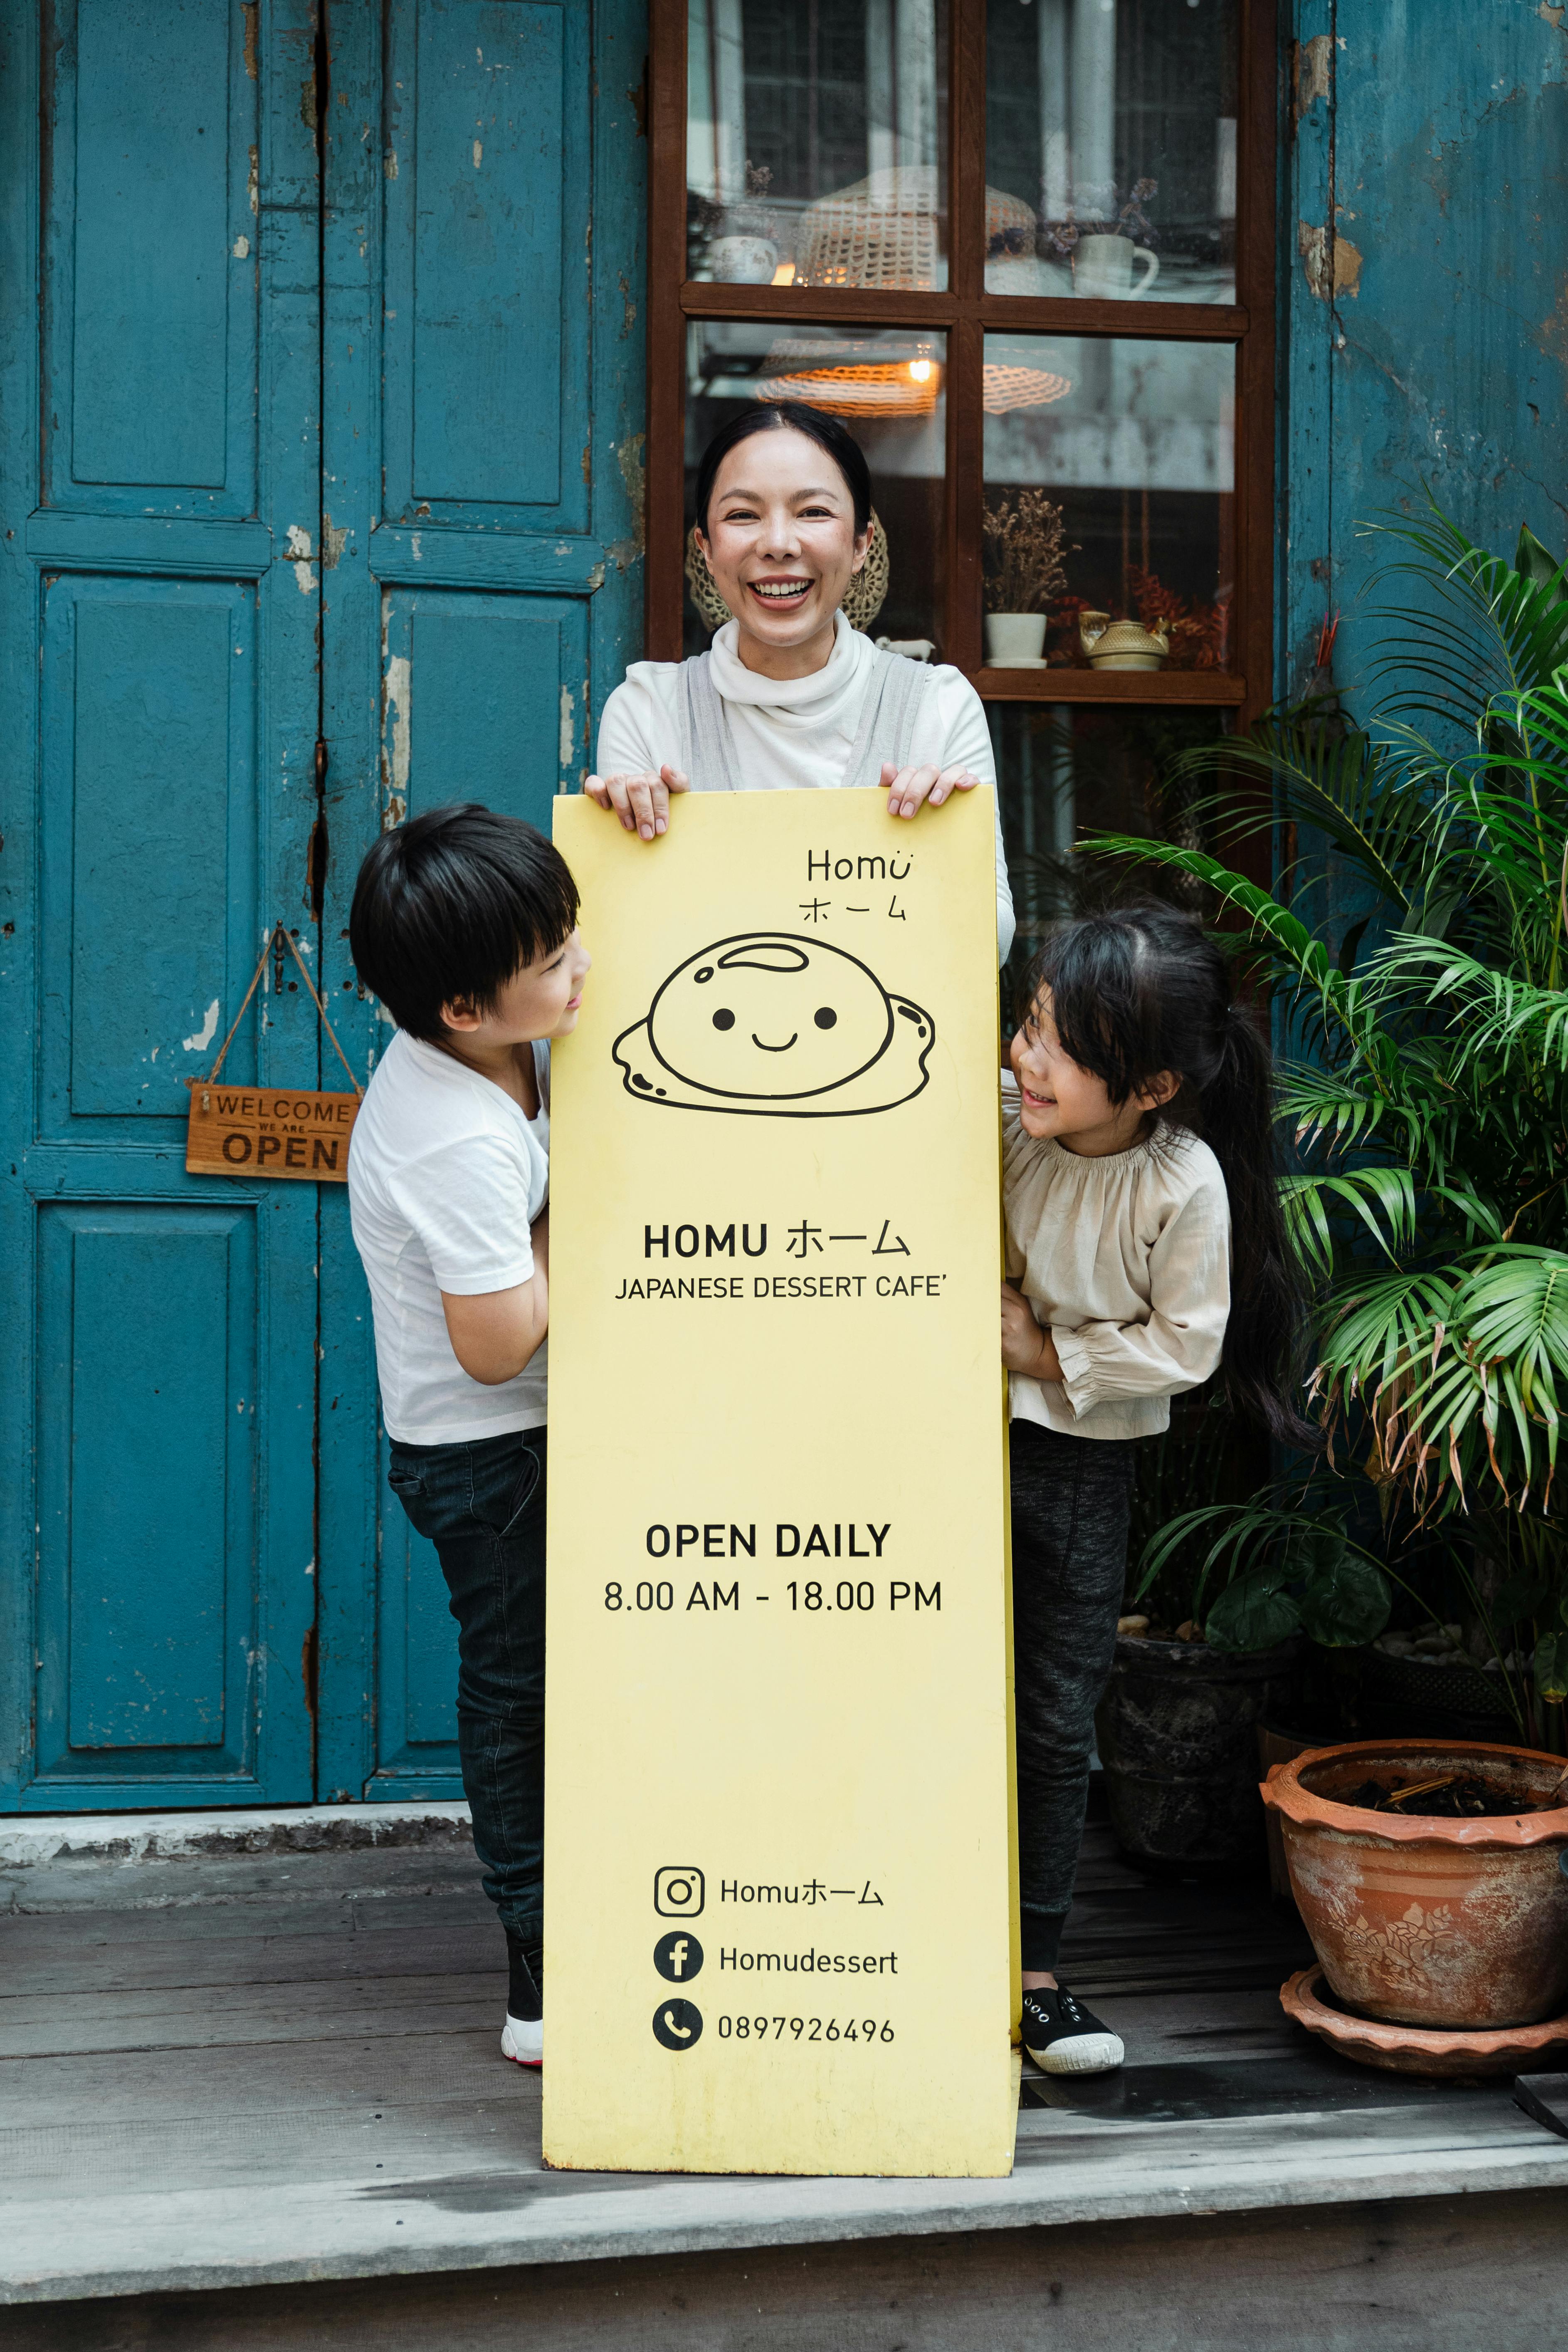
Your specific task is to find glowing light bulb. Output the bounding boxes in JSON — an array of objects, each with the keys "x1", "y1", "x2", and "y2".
[{"x1": 907, "y1": 358, "x2": 933, "y2": 383}]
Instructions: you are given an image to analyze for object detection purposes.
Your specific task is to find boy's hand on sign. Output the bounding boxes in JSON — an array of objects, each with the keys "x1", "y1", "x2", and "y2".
[
  {"x1": 583, "y1": 764, "x2": 690, "y2": 842},
  {"x1": 530, "y1": 1205, "x2": 550, "y2": 1278},
  {"x1": 880, "y1": 760, "x2": 980, "y2": 820},
  {"x1": 1001, "y1": 1281, "x2": 1062, "y2": 1383}
]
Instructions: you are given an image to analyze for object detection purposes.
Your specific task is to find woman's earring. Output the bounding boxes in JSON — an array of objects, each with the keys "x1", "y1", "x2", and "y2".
[{"x1": 684, "y1": 529, "x2": 732, "y2": 633}]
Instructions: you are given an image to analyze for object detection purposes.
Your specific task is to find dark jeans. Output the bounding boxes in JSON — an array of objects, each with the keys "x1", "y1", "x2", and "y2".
[
  {"x1": 1012, "y1": 1420, "x2": 1136, "y2": 1973},
  {"x1": 387, "y1": 1426, "x2": 547, "y2": 1942}
]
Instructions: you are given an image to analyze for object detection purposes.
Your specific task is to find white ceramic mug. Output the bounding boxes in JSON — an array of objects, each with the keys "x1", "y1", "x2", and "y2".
[
  {"x1": 708, "y1": 235, "x2": 778, "y2": 286},
  {"x1": 1074, "y1": 233, "x2": 1160, "y2": 301}
]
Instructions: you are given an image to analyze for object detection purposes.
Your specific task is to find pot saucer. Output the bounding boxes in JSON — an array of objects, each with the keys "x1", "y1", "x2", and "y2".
[{"x1": 1282, "y1": 1964, "x2": 1568, "y2": 2079}]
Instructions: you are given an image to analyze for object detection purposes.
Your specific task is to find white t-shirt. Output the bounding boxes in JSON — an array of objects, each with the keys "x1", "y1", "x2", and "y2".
[
  {"x1": 348, "y1": 1031, "x2": 551, "y2": 1445},
  {"x1": 596, "y1": 614, "x2": 1016, "y2": 960}
]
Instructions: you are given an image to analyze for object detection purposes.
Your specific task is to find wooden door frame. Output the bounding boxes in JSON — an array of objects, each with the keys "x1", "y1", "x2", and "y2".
[{"x1": 643, "y1": 0, "x2": 1278, "y2": 729}]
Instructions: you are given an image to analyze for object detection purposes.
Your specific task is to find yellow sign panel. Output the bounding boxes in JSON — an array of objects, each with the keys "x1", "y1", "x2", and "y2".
[{"x1": 545, "y1": 786, "x2": 1015, "y2": 2177}]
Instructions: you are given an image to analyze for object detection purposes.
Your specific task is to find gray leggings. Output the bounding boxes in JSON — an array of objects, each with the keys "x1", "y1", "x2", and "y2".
[{"x1": 1011, "y1": 1419, "x2": 1137, "y2": 1972}]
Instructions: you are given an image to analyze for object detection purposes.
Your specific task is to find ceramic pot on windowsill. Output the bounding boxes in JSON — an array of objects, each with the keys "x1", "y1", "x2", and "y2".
[
  {"x1": 983, "y1": 612, "x2": 1048, "y2": 667},
  {"x1": 708, "y1": 235, "x2": 779, "y2": 285},
  {"x1": 1079, "y1": 612, "x2": 1170, "y2": 672}
]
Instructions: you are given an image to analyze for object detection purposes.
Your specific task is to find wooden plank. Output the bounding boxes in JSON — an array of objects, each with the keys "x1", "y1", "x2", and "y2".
[
  {"x1": 23, "y1": 511, "x2": 274, "y2": 578},
  {"x1": 0, "y1": 2089, "x2": 545, "y2": 2205},
  {"x1": 975, "y1": 667, "x2": 1247, "y2": 703},
  {"x1": 0, "y1": 1979, "x2": 504, "y2": 2062},
  {"x1": 5, "y1": 2191, "x2": 1568, "y2": 2350},
  {"x1": 367, "y1": 526, "x2": 608, "y2": 596},
  {"x1": 678, "y1": 285, "x2": 1250, "y2": 343},
  {"x1": 6, "y1": 2096, "x2": 1568, "y2": 2308},
  {"x1": 0, "y1": 1920, "x2": 496, "y2": 1997},
  {"x1": 0, "y1": 2026, "x2": 528, "y2": 2130}
]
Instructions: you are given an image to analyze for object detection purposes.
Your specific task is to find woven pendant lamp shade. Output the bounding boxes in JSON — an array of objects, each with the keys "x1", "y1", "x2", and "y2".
[
  {"x1": 684, "y1": 513, "x2": 890, "y2": 635},
  {"x1": 795, "y1": 166, "x2": 1036, "y2": 293},
  {"x1": 751, "y1": 341, "x2": 941, "y2": 419}
]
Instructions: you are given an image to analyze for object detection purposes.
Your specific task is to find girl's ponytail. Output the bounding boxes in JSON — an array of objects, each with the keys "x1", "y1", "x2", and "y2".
[
  {"x1": 1202, "y1": 1005, "x2": 1321, "y2": 1449},
  {"x1": 1032, "y1": 902, "x2": 1320, "y2": 1451}
]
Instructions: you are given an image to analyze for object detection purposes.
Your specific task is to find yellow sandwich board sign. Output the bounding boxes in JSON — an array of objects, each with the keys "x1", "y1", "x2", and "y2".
[{"x1": 546, "y1": 785, "x2": 1016, "y2": 2177}]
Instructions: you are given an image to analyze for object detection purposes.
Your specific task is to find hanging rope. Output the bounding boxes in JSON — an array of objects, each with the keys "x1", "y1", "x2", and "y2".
[{"x1": 195, "y1": 924, "x2": 363, "y2": 1101}]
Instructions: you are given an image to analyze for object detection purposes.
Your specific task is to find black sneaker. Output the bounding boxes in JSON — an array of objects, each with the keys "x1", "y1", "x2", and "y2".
[{"x1": 1021, "y1": 1986, "x2": 1124, "y2": 2076}]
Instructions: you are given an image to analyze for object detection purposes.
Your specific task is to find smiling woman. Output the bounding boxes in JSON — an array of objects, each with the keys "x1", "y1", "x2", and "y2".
[{"x1": 586, "y1": 405, "x2": 1016, "y2": 957}]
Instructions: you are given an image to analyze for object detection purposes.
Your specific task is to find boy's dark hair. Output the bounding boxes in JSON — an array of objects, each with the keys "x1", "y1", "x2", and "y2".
[
  {"x1": 349, "y1": 803, "x2": 579, "y2": 1043},
  {"x1": 692, "y1": 401, "x2": 873, "y2": 539},
  {"x1": 1024, "y1": 901, "x2": 1321, "y2": 1452}
]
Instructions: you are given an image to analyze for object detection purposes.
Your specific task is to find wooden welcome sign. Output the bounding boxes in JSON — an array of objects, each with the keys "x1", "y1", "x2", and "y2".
[
  {"x1": 186, "y1": 1083, "x2": 358, "y2": 1183},
  {"x1": 186, "y1": 926, "x2": 362, "y2": 1185}
]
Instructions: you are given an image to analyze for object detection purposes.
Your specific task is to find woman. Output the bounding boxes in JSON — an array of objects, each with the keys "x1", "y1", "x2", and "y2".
[{"x1": 587, "y1": 402, "x2": 1015, "y2": 956}]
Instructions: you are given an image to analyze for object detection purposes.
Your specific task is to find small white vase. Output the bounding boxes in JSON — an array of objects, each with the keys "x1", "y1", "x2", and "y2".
[
  {"x1": 985, "y1": 612, "x2": 1048, "y2": 667},
  {"x1": 709, "y1": 235, "x2": 778, "y2": 285}
]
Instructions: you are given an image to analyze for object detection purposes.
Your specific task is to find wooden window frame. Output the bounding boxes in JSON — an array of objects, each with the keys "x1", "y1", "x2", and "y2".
[{"x1": 646, "y1": 0, "x2": 1276, "y2": 729}]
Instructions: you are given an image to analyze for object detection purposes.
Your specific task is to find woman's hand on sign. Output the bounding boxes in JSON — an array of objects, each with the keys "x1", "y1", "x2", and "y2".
[
  {"x1": 880, "y1": 760, "x2": 980, "y2": 820},
  {"x1": 1001, "y1": 1282, "x2": 1062, "y2": 1383},
  {"x1": 583, "y1": 764, "x2": 690, "y2": 842}
]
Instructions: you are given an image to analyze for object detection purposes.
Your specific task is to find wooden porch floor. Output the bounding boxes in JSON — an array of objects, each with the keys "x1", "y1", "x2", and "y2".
[{"x1": 4, "y1": 1806, "x2": 1568, "y2": 2327}]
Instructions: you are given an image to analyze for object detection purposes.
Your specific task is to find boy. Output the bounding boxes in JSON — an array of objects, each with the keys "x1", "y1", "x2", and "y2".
[{"x1": 347, "y1": 803, "x2": 590, "y2": 2068}]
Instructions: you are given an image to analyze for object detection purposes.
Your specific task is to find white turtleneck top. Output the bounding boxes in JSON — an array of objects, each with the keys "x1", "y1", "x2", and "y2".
[{"x1": 595, "y1": 615, "x2": 1015, "y2": 959}]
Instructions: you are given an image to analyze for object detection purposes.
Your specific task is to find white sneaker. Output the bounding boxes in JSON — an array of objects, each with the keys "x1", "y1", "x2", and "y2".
[
  {"x1": 1021, "y1": 1986, "x2": 1124, "y2": 2075},
  {"x1": 501, "y1": 2013, "x2": 543, "y2": 2068}
]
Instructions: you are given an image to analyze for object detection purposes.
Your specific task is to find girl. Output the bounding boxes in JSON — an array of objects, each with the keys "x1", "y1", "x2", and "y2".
[
  {"x1": 585, "y1": 400, "x2": 1015, "y2": 958},
  {"x1": 1000, "y1": 902, "x2": 1316, "y2": 2076}
]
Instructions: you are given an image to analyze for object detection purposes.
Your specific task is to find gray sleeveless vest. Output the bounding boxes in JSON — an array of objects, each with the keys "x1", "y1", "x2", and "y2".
[{"x1": 677, "y1": 642, "x2": 934, "y2": 794}]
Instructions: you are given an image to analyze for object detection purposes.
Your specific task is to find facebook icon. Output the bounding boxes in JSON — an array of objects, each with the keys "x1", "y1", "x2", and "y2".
[{"x1": 654, "y1": 1930, "x2": 704, "y2": 1983}]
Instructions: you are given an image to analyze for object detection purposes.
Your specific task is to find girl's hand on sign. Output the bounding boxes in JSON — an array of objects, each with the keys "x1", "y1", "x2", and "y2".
[
  {"x1": 880, "y1": 760, "x2": 980, "y2": 820},
  {"x1": 1001, "y1": 1282, "x2": 1062, "y2": 1383},
  {"x1": 583, "y1": 764, "x2": 690, "y2": 842}
]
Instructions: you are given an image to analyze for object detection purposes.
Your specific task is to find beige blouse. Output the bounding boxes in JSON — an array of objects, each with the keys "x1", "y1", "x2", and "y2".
[{"x1": 1002, "y1": 1076, "x2": 1231, "y2": 1441}]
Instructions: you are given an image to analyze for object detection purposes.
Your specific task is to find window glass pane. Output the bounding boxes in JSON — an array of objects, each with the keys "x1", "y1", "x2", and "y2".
[
  {"x1": 990, "y1": 703, "x2": 1226, "y2": 1016},
  {"x1": 982, "y1": 333, "x2": 1233, "y2": 670},
  {"x1": 984, "y1": 0, "x2": 1238, "y2": 305},
  {"x1": 684, "y1": 321, "x2": 947, "y2": 657},
  {"x1": 687, "y1": 1, "x2": 949, "y2": 287}
]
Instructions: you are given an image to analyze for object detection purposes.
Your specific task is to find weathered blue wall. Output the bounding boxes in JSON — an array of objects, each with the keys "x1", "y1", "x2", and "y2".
[{"x1": 1282, "y1": 0, "x2": 1568, "y2": 701}]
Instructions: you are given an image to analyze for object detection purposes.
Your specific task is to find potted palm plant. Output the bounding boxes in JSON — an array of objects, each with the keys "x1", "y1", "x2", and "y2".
[{"x1": 1092, "y1": 504, "x2": 1568, "y2": 2054}]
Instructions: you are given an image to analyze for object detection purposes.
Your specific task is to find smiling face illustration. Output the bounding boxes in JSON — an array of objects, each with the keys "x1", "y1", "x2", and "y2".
[{"x1": 613, "y1": 935, "x2": 935, "y2": 1118}]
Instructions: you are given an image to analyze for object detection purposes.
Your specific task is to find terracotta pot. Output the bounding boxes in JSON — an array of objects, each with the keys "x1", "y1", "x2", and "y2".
[{"x1": 1263, "y1": 1737, "x2": 1568, "y2": 2030}]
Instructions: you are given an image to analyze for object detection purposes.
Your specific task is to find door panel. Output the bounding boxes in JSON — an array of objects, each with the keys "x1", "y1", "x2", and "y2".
[
  {"x1": 382, "y1": 592, "x2": 592, "y2": 825},
  {"x1": 383, "y1": 0, "x2": 587, "y2": 524},
  {"x1": 36, "y1": 1203, "x2": 257, "y2": 1771},
  {"x1": 313, "y1": 0, "x2": 646, "y2": 1801},
  {"x1": 44, "y1": 0, "x2": 259, "y2": 512},
  {"x1": 0, "y1": 0, "x2": 323, "y2": 1809},
  {"x1": 39, "y1": 577, "x2": 259, "y2": 1131}
]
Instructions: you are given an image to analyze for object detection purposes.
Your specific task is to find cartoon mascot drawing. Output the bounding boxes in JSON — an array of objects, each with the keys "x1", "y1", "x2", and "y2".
[{"x1": 612, "y1": 935, "x2": 936, "y2": 1118}]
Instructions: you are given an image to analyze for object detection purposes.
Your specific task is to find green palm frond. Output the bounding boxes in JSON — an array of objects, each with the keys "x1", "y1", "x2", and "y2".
[{"x1": 1358, "y1": 498, "x2": 1568, "y2": 718}]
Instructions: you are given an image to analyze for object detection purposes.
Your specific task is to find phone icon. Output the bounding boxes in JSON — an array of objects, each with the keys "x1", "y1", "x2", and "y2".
[
  {"x1": 652, "y1": 1999, "x2": 704, "y2": 2051},
  {"x1": 654, "y1": 1865, "x2": 705, "y2": 1918}
]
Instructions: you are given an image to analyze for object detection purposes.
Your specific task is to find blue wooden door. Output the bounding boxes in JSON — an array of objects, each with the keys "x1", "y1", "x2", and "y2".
[
  {"x1": 311, "y1": 0, "x2": 646, "y2": 1801},
  {"x1": 0, "y1": 0, "x2": 646, "y2": 1810},
  {"x1": 0, "y1": 0, "x2": 323, "y2": 1809}
]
